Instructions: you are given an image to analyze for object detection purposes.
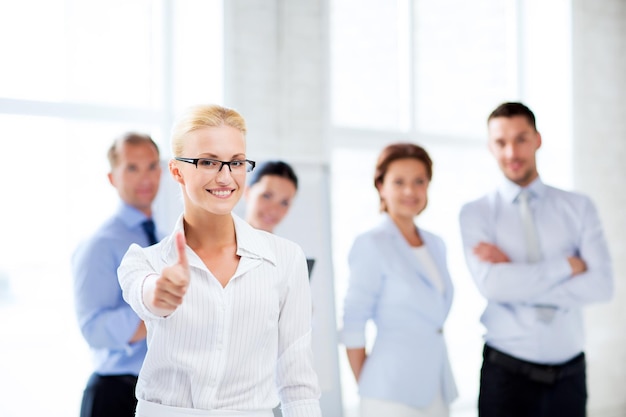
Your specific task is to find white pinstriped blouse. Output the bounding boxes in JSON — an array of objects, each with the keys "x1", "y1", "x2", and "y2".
[{"x1": 118, "y1": 214, "x2": 321, "y2": 417}]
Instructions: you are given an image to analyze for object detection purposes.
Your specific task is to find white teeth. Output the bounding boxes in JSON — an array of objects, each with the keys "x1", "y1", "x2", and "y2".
[{"x1": 210, "y1": 190, "x2": 232, "y2": 197}]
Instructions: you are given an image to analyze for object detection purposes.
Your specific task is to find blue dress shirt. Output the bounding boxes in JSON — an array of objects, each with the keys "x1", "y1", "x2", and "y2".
[
  {"x1": 341, "y1": 213, "x2": 458, "y2": 409},
  {"x1": 72, "y1": 202, "x2": 162, "y2": 375},
  {"x1": 459, "y1": 178, "x2": 613, "y2": 364}
]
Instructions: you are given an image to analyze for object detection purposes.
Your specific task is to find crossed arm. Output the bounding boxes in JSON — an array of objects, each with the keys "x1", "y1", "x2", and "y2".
[
  {"x1": 473, "y1": 241, "x2": 587, "y2": 274},
  {"x1": 459, "y1": 199, "x2": 612, "y2": 307}
]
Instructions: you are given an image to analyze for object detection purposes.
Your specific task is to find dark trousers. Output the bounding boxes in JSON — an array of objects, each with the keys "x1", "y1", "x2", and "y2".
[
  {"x1": 479, "y1": 345, "x2": 587, "y2": 417},
  {"x1": 80, "y1": 373, "x2": 138, "y2": 417}
]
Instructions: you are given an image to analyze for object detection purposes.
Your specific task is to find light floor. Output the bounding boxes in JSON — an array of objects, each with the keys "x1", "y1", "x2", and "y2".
[{"x1": 344, "y1": 405, "x2": 476, "y2": 417}]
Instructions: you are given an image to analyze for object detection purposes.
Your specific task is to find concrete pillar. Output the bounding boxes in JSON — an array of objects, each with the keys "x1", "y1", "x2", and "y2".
[
  {"x1": 224, "y1": 0, "x2": 327, "y2": 161},
  {"x1": 224, "y1": 2, "x2": 343, "y2": 416},
  {"x1": 572, "y1": 1, "x2": 626, "y2": 416}
]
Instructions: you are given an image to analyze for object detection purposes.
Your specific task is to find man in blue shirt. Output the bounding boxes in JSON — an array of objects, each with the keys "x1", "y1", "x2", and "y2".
[
  {"x1": 459, "y1": 102, "x2": 613, "y2": 417},
  {"x1": 72, "y1": 132, "x2": 162, "y2": 417}
]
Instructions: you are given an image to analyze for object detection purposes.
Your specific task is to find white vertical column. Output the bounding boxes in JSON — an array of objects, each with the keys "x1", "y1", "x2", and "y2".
[
  {"x1": 572, "y1": 1, "x2": 626, "y2": 415},
  {"x1": 223, "y1": 0, "x2": 327, "y2": 162},
  {"x1": 224, "y1": 2, "x2": 343, "y2": 416}
]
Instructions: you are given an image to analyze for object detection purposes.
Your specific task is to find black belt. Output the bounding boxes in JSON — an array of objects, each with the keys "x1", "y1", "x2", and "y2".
[
  {"x1": 94, "y1": 373, "x2": 138, "y2": 386},
  {"x1": 484, "y1": 345, "x2": 585, "y2": 385}
]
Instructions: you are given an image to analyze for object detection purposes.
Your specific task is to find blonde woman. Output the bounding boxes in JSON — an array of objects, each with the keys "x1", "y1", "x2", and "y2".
[{"x1": 118, "y1": 104, "x2": 321, "y2": 417}]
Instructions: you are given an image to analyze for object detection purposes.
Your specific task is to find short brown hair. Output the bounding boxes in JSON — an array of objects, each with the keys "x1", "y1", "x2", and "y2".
[
  {"x1": 374, "y1": 142, "x2": 433, "y2": 212},
  {"x1": 107, "y1": 132, "x2": 159, "y2": 169}
]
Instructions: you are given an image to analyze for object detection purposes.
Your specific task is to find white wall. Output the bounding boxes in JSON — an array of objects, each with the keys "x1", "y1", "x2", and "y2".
[{"x1": 572, "y1": 1, "x2": 626, "y2": 415}]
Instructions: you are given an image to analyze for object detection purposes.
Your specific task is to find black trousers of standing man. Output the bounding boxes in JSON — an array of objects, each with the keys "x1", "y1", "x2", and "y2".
[
  {"x1": 80, "y1": 373, "x2": 138, "y2": 417},
  {"x1": 479, "y1": 345, "x2": 587, "y2": 417}
]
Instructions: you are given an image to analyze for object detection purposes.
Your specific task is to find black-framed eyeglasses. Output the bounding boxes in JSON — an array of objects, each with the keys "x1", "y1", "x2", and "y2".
[{"x1": 175, "y1": 157, "x2": 256, "y2": 173}]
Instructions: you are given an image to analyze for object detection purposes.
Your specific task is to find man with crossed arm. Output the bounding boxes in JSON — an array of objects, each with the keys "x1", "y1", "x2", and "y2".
[{"x1": 459, "y1": 102, "x2": 613, "y2": 417}]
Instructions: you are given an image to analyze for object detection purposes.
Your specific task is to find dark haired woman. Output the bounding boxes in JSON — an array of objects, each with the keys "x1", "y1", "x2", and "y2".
[{"x1": 341, "y1": 142, "x2": 457, "y2": 417}]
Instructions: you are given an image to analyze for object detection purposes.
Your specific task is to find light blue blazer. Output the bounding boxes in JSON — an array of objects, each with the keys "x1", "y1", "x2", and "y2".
[{"x1": 341, "y1": 213, "x2": 458, "y2": 409}]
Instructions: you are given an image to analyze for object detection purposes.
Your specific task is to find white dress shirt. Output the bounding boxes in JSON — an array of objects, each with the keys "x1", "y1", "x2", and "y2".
[
  {"x1": 118, "y1": 213, "x2": 321, "y2": 417},
  {"x1": 459, "y1": 177, "x2": 613, "y2": 364}
]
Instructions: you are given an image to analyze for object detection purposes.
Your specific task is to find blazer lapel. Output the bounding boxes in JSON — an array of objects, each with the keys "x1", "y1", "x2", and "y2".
[
  {"x1": 381, "y1": 215, "x2": 439, "y2": 292},
  {"x1": 378, "y1": 214, "x2": 452, "y2": 323}
]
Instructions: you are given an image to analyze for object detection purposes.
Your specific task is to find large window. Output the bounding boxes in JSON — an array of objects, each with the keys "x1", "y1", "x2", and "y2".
[
  {"x1": 0, "y1": 1, "x2": 222, "y2": 416},
  {"x1": 330, "y1": 1, "x2": 572, "y2": 416},
  {"x1": 330, "y1": 0, "x2": 411, "y2": 131}
]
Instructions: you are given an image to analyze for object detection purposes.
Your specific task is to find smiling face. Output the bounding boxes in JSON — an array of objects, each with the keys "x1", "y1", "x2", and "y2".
[
  {"x1": 488, "y1": 115, "x2": 541, "y2": 187},
  {"x1": 169, "y1": 125, "x2": 247, "y2": 218},
  {"x1": 377, "y1": 157, "x2": 430, "y2": 222},
  {"x1": 108, "y1": 141, "x2": 161, "y2": 216},
  {"x1": 244, "y1": 174, "x2": 297, "y2": 233}
]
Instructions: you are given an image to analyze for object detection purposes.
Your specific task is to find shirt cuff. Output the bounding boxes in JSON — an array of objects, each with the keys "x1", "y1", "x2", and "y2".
[
  {"x1": 281, "y1": 399, "x2": 322, "y2": 417},
  {"x1": 138, "y1": 273, "x2": 170, "y2": 320},
  {"x1": 340, "y1": 329, "x2": 366, "y2": 348}
]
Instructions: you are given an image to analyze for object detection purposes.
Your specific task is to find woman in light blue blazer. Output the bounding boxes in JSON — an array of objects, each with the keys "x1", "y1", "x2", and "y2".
[{"x1": 341, "y1": 143, "x2": 457, "y2": 417}]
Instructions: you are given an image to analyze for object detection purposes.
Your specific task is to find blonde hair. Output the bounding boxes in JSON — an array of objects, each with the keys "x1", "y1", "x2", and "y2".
[{"x1": 171, "y1": 104, "x2": 247, "y2": 156}]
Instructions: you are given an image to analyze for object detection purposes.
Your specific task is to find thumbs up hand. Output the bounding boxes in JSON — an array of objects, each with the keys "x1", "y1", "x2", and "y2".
[{"x1": 143, "y1": 232, "x2": 190, "y2": 317}]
